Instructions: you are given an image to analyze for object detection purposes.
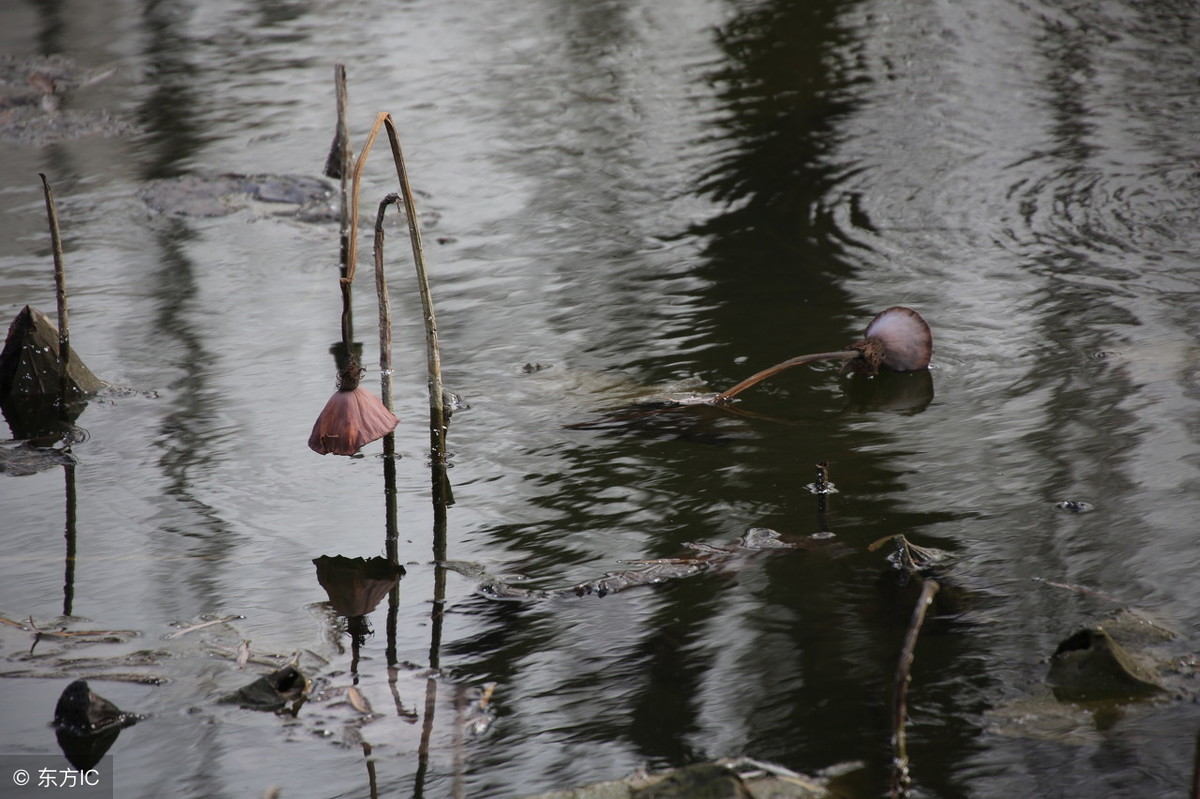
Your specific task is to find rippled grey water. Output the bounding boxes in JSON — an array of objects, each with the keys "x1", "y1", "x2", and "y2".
[{"x1": 2, "y1": 0, "x2": 1199, "y2": 797}]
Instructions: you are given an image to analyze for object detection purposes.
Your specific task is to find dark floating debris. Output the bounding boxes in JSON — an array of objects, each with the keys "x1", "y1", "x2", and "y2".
[
  {"x1": 1054, "y1": 500, "x2": 1095, "y2": 513},
  {"x1": 0, "y1": 440, "x2": 76, "y2": 476},
  {"x1": 635, "y1": 763, "x2": 752, "y2": 799},
  {"x1": 0, "y1": 55, "x2": 134, "y2": 146},
  {"x1": 517, "y1": 757, "x2": 857, "y2": 799},
  {"x1": 1, "y1": 305, "x2": 104, "y2": 442},
  {"x1": 140, "y1": 173, "x2": 336, "y2": 220},
  {"x1": 1047, "y1": 622, "x2": 1168, "y2": 702},
  {"x1": 457, "y1": 527, "x2": 815, "y2": 601},
  {"x1": 222, "y1": 663, "x2": 310, "y2": 714},
  {"x1": 0, "y1": 305, "x2": 103, "y2": 399},
  {"x1": 53, "y1": 680, "x2": 142, "y2": 771}
]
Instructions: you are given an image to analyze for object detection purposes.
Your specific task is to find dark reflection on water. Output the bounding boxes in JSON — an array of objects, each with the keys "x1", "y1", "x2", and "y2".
[
  {"x1": 147, "y1": 218, "x2": 243, "y2": 613},
  {"x1": 136, "y1": 3, "x2": 209, "y2": 179},
  {"x1": 3, "y1": 0, "x2": 1200, "y2": 797},
  {"x1": 692, "y1": 0, "x2": 864, "y2": 374}
]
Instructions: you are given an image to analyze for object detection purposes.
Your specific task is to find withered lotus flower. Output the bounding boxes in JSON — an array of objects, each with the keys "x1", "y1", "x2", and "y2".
[{"x1": 308, "y1": 362, "x2": 399, "y2": 455}]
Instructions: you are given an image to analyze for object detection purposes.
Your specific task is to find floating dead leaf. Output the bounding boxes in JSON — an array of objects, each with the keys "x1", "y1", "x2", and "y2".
[{"x1": 346, "y1": 685, "x2": 373, "y2": 715}]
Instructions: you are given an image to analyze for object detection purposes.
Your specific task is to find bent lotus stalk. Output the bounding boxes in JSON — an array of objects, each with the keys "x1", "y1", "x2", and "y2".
[
  {"x1": 307, "y1": 85, "x2": 401, "y2": 457},
  {"x1": 714, "y1": 306, "x2": 933, "y2": 402}
]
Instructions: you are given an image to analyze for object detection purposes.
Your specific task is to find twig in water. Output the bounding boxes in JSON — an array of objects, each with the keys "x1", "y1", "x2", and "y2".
[
  {"x1": 891, "y1": 578, "x2": 940, "y2": 799},
  {"x1": 164, "y1": 614, "x2": 244, "y2": 640},
  {"x1": 25, "y1": 617, "x2": 138, "y2": 638},
  {"x1": 1030, "y1": 576, "x2": 1124, "y2": 605}
]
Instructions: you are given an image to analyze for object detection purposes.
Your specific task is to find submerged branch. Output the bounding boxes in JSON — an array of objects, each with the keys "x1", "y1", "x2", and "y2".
[{"x1": 891, "y1": 578, "x2": 940, "y2": 799}]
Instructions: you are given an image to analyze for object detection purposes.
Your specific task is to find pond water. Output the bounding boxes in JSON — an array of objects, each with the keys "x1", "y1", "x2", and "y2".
[{"x1": 2, "y1": 0, "x2": 1200, "y2": 797}]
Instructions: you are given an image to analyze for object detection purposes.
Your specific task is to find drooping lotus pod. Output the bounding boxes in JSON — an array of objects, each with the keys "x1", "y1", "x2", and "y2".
[{"x1": 863, "y1": 306, "x2": 933, "y2": 371}]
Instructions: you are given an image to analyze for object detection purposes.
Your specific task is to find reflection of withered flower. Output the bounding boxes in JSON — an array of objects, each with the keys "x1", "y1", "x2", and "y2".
[
  {"x1": 313, "y1": 555, "x2": 405, "y2": 617},
  {"x1": 308, "y1": 360, "x2": 398, "y2": 456}
]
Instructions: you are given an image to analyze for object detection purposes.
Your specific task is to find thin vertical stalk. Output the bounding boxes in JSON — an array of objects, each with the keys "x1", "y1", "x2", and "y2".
[
  {"x1": 372, "y1": 194, "x2": 399, "y2": 412},
  {"x1": 380, "y1": 114, "x2": 446, "y2": 459},
  {"x1": 38, "y1": 175, "x2": 71, "y2": 418},
  {"x1": 328, "y1": 65, "x2": 354, "y2": 343},
  {"x1": 327, "y1": 66, "x2": 351, "y2": 264},
  {"x1": 374, "y1": 195, "x2": 401, "y2": 565},
  {"x1": 343, "y1": 112, "x2": 446, "y2": 458},
  {"x1": 891, "y1": 578, "x2": 940, "y2": 799},
  {"x1": 344, "y1": 113, "x2": 388, "y2": 286}
]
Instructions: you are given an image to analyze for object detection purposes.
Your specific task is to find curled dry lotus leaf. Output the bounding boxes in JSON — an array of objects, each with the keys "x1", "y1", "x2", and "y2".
[
  {"x1": 222, "y1": 664, "x2": 310, "y2": 711},
  {"x1": 1047, "y1": 626, "x2": 1165, "y2": 701}
]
